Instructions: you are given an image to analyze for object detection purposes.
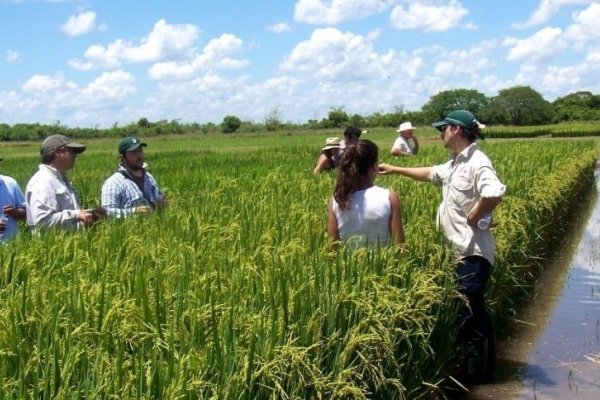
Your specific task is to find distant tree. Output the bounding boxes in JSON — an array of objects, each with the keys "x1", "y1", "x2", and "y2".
[
  {"x1": 264, "y1": 106, "x2": 282, "y2": 131},
  {"x1": 327, "y1": 107, "x2": 350, "y2": 128},
  {"x1": 552, "y1": 91, "x2": 600, "y2": 122},
  {"x1": 421, "y1": 89, "x2": 490, "y2": 122},
  {"x1": 489, "y1": 86, "x2": 552, "y2": 125},
  {"x1": 202, "y1": 122, "x2": 217, "y2": 134},
  {"x1": 137, "y1": 117, "x2": 151, "y2": 128},
  {"x1": 306, "y1": 119, "x2": 320, "y2": 129},
  {"x1": 349, "y1": 113, "x2": 366, "y2": 128},
  {"x1": 403, "y1": 110, "x2": 427, "y2": 126},
  {"x1": 379, "y1": 105, "x2": 405, "y2": 127},
  {"x1": 366, "y1": 111, "x2": 384, "y2": 127},
  {"x1": 221, "y1": 115, "x2": 242, "y2": 134}
]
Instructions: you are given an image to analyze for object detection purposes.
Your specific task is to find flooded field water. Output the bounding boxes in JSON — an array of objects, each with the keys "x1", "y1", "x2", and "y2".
[{"x1": 467, "y1": 175, "x2": 600, "y2": 399}]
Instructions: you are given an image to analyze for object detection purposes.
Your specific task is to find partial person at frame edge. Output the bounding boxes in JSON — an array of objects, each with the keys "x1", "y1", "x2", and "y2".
[
  {"x1": 0, "y1": 155, "x2": 27, "y2": 243},
  {"x1": 327, "y1": 139, "x2": 404, "y2": 250}
]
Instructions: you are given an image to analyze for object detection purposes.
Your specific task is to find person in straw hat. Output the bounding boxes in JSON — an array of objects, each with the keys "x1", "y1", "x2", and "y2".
[
  {"x1": 313, "y1": 136, "x2": 342, "y2": 175},
  {"x1": 391, "y1": 121, "x2": 419, "y2": 156}
]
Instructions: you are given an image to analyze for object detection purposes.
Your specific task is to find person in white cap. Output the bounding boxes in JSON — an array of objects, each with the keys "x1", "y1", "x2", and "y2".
[
  {"x1": 313, "y1": 137, "x2": 342, "y2": 175},
  {"x1": 391, "y1": 121, "x2": 419, "y2": 156},
  {"x1": 25, "y1": 134, "x2": 104, "y2": 232}
]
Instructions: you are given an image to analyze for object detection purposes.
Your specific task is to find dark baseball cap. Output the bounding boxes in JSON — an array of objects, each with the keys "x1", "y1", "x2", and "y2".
[
  {"x1": 118, "y1": 137, "x2": 147, "y2": 154},
  {"x1": 40, "y1": 134, "x2": 86, "y2": 156}
]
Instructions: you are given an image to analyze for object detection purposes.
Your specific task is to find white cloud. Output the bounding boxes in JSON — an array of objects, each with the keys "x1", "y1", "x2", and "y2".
[
  {"x1": 142, "y1": 73, "x2": 251, "y2": 122},
  {"x1": 62, "y1": 11, "x2": 96, "y2": 36},
  {"x1": 4, "y1": 70, "x2": 137, "y2": 126},
  {"x1": 81, "y1": 70, "x2": 136, "y2": 103},
  {"x1": 564, "y1": 2, "x2": 600, "y2": 43},
  {"x1": 279, "y1": 27, "x2": 428, "y2": 85},
  {"x1": 389, "y1": 0, "x2": 470, "y2": 32},
  {"x1": 542, "y1": 50, "x2": 600, "y2": 94},
  {"x1": 513, "y1": 0, "x2": 594, "y2": 29},
  {"x1": 21, "y1": 74, "x2": 65, "y2": 92},
  {"x1": 276, "y1": 27, "x2": 430, "y2": 115},
  {"x1": 149, "y1": 33, "x2": 248, "y2": 80},
  {"x1": 267, "y1": 22, "x2": 292, "y2": 34},
  {"x1": 5, "y1": 50, "x2": 20, "y2": 63},
  {"x1": 504, "y1": 26, "x2": 565, "y2": 63},
  {"x1": 433, "y1": 41, "x2": 497, "y2": 77},
  {"x1": 280, "y1": 28, "x2": 381, "y2": 80},
  {"x1": 69, "y1": 19, "x2": 199, "y2": 70},
  {"x1": 294, "y1": 0, "x2": 394, "y2": 25}
]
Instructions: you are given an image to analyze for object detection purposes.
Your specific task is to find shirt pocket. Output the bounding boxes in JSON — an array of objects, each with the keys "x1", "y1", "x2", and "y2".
[
  {"x1": 55, "y1": 189, "x2": 75, "y2": 210},
  {"x1": 449, "y1": 177, "x2": 474, "y2": 210}
]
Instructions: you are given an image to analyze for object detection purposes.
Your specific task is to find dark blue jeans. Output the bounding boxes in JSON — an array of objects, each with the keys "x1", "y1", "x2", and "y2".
[{"x1": 455, "y1": 255, "x2": 493, "y2": 342}]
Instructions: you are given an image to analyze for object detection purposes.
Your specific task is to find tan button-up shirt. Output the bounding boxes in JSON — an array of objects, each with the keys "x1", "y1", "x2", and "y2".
[
  {"x1": 430, "y1": 143, "x2": 506, "y2": 265},
  {"x1": 25, "y1": 164, "x2": 82, "y2": 232}
]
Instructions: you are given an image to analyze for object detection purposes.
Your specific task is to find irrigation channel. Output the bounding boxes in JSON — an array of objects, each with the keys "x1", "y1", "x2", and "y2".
[{"x1": 465, "y1": 171, "x2": 600, "y2": 399}]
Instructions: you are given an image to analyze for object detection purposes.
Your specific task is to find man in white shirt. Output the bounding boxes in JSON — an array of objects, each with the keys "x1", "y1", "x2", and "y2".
[
  {"x1": 391, "y1": 121, "x2": 419, "y2": 156},
  {"x1": 25, "y1": 134, "x2": 103, "y2": 232}
]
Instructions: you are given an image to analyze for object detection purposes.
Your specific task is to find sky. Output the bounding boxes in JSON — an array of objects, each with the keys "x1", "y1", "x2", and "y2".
[{"x1": 0, "y1": 0, "x2": 599, "y2": 128}]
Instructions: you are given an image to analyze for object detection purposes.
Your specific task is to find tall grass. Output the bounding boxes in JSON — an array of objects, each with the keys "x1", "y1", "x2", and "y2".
[{"x1": 0, "y1": 138, "x2": 597, "y2": 398}]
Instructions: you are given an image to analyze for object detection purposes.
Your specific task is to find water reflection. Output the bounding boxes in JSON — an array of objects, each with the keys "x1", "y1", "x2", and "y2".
[{"x1": 466, "y1": 171, "x2": 600, "y2": 399}]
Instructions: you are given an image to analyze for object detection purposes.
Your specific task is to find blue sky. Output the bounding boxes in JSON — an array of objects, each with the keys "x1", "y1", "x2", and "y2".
[{"x1": 1, "y1": 0, "x2": 599, "y2": 128}]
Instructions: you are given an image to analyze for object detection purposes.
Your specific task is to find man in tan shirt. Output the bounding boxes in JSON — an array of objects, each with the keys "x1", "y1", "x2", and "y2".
[{"x1": 379, "y1": 109, "x2": 505, "y2": 383}]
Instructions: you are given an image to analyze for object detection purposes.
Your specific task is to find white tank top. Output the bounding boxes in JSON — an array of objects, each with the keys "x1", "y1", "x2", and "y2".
[{"x1": 332, "y1": 186, "x2": 391, "y2": 248}]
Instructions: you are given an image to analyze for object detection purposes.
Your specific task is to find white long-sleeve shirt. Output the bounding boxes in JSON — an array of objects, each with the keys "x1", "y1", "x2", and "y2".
[{"x1": 25, "y1": 164, "x2": 82, "y2": 232}]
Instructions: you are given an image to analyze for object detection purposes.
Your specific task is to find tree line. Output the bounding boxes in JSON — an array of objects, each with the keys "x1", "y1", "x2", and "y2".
[{"x1": 1, "y1": 86, "x2": 600, "y2": 140}]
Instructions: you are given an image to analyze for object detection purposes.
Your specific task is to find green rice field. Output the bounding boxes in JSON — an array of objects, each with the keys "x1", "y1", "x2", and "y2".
[{"x1": 0, "y1": 135, "x2": 597, "y2": 398}]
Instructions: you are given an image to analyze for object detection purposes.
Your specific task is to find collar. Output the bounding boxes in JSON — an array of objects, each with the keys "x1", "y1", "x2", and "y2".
[
  {"x1": 40, "y1": 163, "x2": 68, "y2": 179},
  {"x1": 117, "y1": 164, "x2": 145, "y2": 179},
  {"x1": 39, "y1": 164, "x2": 72, "y2": 188},
  {"x1": 452, "y1": 142, "x2": 478, "y2": 165}
]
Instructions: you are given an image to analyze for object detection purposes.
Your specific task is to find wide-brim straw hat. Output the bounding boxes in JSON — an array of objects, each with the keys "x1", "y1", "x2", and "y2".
[{"x1": 322, "y1": 137, "x2": 341, "y2": 150}]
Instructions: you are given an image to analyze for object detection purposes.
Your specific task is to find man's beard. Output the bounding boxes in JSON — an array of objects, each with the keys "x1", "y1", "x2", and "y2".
[{"x1": 123, "y1": 158, "x2": 144, "y2": 172}]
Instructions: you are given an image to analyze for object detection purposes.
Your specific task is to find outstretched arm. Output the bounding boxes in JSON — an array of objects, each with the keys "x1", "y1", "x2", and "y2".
[{"x1": 378, "y1": 164, "x2": 432, "y2": 182}]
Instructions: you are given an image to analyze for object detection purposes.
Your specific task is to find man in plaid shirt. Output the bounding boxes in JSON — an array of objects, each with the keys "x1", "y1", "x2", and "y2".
[{"x1": 101, "y1": 137, "x2": 166, "y2": 218}]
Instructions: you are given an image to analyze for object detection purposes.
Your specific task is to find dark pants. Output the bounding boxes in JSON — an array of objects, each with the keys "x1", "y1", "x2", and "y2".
[{"x1": 455, "y1": 255, "x2": 493, "y2": 343}]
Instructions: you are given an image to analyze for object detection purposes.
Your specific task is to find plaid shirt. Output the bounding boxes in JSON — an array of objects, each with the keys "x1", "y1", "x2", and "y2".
[{"x1": 101, "y1": 165, "x2": 164, "y2": 218}]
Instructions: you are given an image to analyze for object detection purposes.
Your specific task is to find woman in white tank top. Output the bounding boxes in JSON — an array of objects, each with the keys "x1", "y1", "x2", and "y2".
[{"x1": 327, "y1": 139, "x2": 404, "y2": 249}]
